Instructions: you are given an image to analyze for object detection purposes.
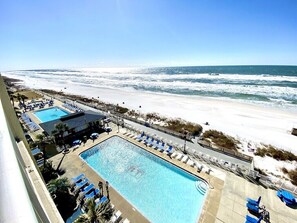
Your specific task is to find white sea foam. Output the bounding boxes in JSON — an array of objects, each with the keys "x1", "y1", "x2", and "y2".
[{"x1": 4, "y1": 69, "x2": 297, "y2": 153}]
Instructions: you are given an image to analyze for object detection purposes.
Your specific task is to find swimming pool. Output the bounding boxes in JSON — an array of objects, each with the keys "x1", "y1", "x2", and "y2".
[
  {"x1": 80, "y1": 136, "x2": 208, "y2": 223},
  {"x1": 33, "y1": 107, "x2": 69, "y2": 123}
]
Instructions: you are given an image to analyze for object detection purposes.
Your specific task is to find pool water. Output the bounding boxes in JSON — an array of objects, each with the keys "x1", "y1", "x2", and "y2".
[
  {"x1": 80, "y1": 136, "x2": 207, "y2": 223},
  {"x1": 33, "y1": 107, "x2": 69, "y2": 123}
]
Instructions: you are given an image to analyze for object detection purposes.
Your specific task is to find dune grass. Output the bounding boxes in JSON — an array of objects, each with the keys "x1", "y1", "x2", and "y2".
[
  {"x1": 282, "y1": 167, "x2": 297, "y2": 186},
  {"x1": 164, "y1": 118, "x2": 203, "y2": 136},
  {"x1": 202, "y1": 130, "x2": 238, "y2": 151},
  {"x1": 255, "y1": 145, "x2": 297, "y2": 161}
]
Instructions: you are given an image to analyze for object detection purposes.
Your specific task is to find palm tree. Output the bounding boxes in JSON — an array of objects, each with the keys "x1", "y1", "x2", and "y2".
[
  {"x1": 47, "y1": 177, "x2": 70, "y2": 198},
  {"x1": 36, "y1": 133, "x2": 54, "y2": 167},
  {"x1": 74, "y1": 199, "x2": 113, "y2": 223},
  {"x1": 20, "y1": 94, "x2": 28, "y2": 104},
  {"x1": 52, "y1": 123, "x2": 69, "y2": 151}
]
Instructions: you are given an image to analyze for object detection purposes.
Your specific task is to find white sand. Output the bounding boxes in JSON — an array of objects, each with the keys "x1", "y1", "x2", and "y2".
[
  {"x1": 12, "y1": 76, "x2": 297, "y2": 154},
  {"x1": 253, "y1": 156, "x2": 297, "y2": 178}
]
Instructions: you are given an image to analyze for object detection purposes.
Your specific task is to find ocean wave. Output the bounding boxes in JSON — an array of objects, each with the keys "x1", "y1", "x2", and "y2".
[{"x1": 3, "y1": 67, "x2": 297, "y2": 108}]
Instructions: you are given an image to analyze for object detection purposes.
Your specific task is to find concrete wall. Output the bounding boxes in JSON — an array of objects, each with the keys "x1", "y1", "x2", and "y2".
[{"x1": 0, "y1": 75, "x2": 64, "y2": 223}]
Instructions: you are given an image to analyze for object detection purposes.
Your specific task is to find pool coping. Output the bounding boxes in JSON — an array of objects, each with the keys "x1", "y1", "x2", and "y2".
[
  {"x1": 79, "y1": 135, "x2": 209, "y2": 223},
  {"x1": 50, "y1": 131, "x2": 224, "y2": 223},
  {"x1": 33, "y1": 106, "x2": 70, "y2": 123}
]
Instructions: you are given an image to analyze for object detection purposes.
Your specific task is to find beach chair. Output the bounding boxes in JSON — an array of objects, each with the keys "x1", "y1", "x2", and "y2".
[
  {"x1": 71, "y1": 173, "x2": 85, "y2": 184},
  {"x1": 204, "y1": 166, "x2": 212, "y2": 174},
  {"x1": 195, "y1": 161, "x2": 204, "y2": 172},
  {"x1": 122, "y1": 218, "x2": 130, "y2": 223},
  {"x1": 186, "y1": 159, "x2": 195, "y2": 167},
  {"x1": 170, "y1": 151, "x2": 178, "y2": 158},
  {"x1": 74, "y1": 179, "x2": 89, "y2": 192},
  {"x1": 247, "y1": 196, "x2": 261, "y2": 206},
  {"x1": 84, "y1": 188, "x2": 100, "y2": 200},
  {"x1": 181, "y1": 155, "x2": 189, "y2": 163},
  {"x1": 245, "y1": 215, "x2": 263, "y2": 223},
  {"x1": 175, "y1": 153, "x2": 184, "y2": 161},
  {"x1": 157, "y1": 142, "x2": 165, "y2": 151},
  {"x1": 142, "y1": 136, "x2": 149, "y2": 143},
  {"x1": 80, "y1": 183, "x2": 94, "y2": 195},
  {"x1": 246, "y1": 202, "x2": 260, "y2": 214},
  {"x1": 135, "y1": 132, "x2": 145, "y2": 141},
  {"x1": 164, "y1": 145, "x2": 173, "y2": 154},
  {"x1": 110, "y1": 210, "x2": 122, "y2": 223},
  {"x1": 147, "y1": 138, "x2": 155, "y2": 147},
  {"x1": 152, "y1": 140, "x2": 160, "y2": 149}
]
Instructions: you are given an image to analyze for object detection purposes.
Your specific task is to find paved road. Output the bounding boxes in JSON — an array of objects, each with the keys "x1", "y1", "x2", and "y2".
[{"x1": 72, "y1": 99, "x2": 251, "y2": 168}]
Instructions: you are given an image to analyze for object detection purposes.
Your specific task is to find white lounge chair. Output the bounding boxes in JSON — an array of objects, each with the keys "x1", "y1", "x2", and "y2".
[
  {"x1": 186, "y1": 159, "x2": 195, "y2": 167},
  {"x1": 175, "y1": 153, "x2": 183, "y2": 161},
  {"x1": 122, "y1": 218, "x2": 130, "y2": 223},
  {"x1": 170, "y1": 151, "x2": 178, "y2": 158},
  {"x1": 181, "y1": 155, "x2": 189, "y2": 163},
  {"x1": 195, "y1": 161, "x2": 204, "y2": 172},
  {"x1": 110, "y1": 210, "x2": 122, "y2": 223}
]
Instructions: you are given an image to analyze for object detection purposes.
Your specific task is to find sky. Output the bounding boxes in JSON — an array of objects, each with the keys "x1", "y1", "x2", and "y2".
[{"x1": 0, "y1": 0, "x2": 297, "y2": 70}]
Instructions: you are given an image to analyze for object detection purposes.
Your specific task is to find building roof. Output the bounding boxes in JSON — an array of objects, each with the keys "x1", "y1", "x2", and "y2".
[{"x1": 39, "y1": 110, "x2": 105, "y2": 135}]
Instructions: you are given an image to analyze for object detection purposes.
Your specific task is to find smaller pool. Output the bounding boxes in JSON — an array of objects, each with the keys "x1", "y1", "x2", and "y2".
[{"x1": 34, "y1": 107, "x2": 69, "y2": 123}]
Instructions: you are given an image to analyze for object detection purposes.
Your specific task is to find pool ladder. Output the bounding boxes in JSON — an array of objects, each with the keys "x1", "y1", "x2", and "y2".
[{"x1": 196, "y1": 181, "x2": 208, "y2": 195}]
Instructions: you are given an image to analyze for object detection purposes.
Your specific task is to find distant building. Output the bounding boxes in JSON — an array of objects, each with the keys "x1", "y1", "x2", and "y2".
[{"x1": 39, "y1": 110, "x2": 106, "y2": 139}]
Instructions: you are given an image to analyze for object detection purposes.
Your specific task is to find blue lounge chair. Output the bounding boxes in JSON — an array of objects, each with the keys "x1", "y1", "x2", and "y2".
[
  {"x1": 71, "y1": 173, "x2": 85, "y2": 183},
  {"x1": 95, "y1": 196, "x2": 109, "y2": 207},
  {"x1": 246, "y1": 215, "x2": 263, "y2": 223},
  {"x1": 147, "y1": 138, "x2": 155, "y2": 147},
  {"x1": 75, "y1": 178, "x2": 89, "y2": 189},
  {"x1": 143, "y1": 136, "x2": 150, "y2": 144},
  {"x1": 81, "y1": 183, "x2": 94, "y2": 194},
  {"x1": 165, "y1": 145, "x2": 173, "y2": 154},
  {"x1": 247, "y1": 196, "x2": 261, "y2": 206},
  {"x1": 246, "y1": 202, "x2": 259, "y2": 214},
  {"x1": 136, "y1": 132, "x2": 145, "y2": 141},
  {"x1": 152, "y1": 140, "x2": 160, "y2": 149},
  {"x1": 85, "y1": 188, "x2": 100, "y2": 200},
  {"x1": 157, "y1": 142, "x2": 165, "y2": 151}
]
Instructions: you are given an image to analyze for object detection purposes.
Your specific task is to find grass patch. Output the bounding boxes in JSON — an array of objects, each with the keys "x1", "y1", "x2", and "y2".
[
  {"x1": 288, "y1": 169, "x2": 297, "y2": 186},
  {"x1": 282, "y1": 167, "x2": 297, "y2": 186},
  {"x1": 164, "y1": 118, "x2": 203, "y2": 136},
  {"x1": 202, "y1": 130, "x2": 238, "y2": 150},
  {"x1": 255, "y1": 145, "x2": 297, "y2": 161}
]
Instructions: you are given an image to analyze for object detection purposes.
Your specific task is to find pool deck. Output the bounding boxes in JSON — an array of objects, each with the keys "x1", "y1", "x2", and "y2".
[
  {"x1": 25, "y1": 96, "x2": 297, "y2": 222},
  {"x1": 49, "y1": 131, "x2": 224, "y2": 223}
]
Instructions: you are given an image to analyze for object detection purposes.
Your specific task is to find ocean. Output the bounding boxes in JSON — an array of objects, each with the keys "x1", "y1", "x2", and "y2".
[{"x1": 3, "y1": 65, "x2": 297, "y2": 109}]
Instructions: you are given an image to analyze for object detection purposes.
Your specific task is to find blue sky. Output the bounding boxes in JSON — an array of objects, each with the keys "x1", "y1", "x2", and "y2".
[{"x1": 0, "y1": 0, "x2": 296, "y2": 70}]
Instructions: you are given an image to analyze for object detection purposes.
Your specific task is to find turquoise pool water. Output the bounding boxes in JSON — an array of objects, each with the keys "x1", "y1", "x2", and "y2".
[
  {"x1": 80, "y1": 136, "x2": 207, "y2": 223},
  {"x1": 33, "y1": 107, "x2": 69, "y2": 123}
]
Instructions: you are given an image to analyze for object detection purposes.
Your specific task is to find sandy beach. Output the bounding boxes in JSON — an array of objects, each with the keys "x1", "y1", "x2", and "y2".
[{"x1": 11, "y1": 76, "x2": 297, "y2": 154}]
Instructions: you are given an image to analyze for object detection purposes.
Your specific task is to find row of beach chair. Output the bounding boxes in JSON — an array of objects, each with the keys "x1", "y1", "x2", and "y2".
[
  {"x1": 246, "y1": 196, "x2": 269, "y2": 223},
  {"x1": 21, "y1": 113, "x2": 40, "y2": 131},
  {"x1": 71, "y1": 174, "x2": 130, "y2": 223},
  {"x1": 125, "y1": 131, "x2": 213, "y2": 175},
  {"x1": 62, "y1": 103, "x2": 84, "y2": 112},
  {"x1": 71, "y1": 173, "x2": 100, "y2": 201}
]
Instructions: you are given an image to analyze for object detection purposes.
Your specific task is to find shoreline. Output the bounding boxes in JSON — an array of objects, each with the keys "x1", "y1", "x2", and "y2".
[{"x1": 4, "y1": 75, "x2": 297, "y2": 153}]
